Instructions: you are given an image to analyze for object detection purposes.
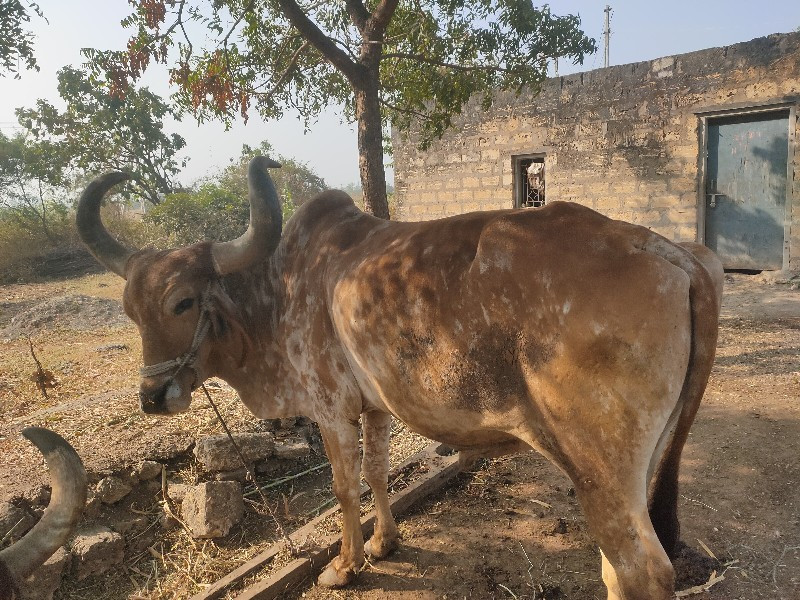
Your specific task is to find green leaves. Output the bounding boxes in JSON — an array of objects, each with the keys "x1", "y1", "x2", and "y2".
[
  {"x1": 382, "y1": 1, "x2": 596, "y2": 147},
  {"x1": 0, "y1": 0, "x2": 44, "y2": 78},
  {"x1": 90, "y1": 1, "x2": 594, "y2": 144},
  {"x1": 146, "y1": 140, "x2": 326, "y2": 246},
  {"x1": 83, "y1": 0, "x2": 595, "y2": 217},
  {"x1": 15, "y1": 66, "x2": 186, "y2": 205}
]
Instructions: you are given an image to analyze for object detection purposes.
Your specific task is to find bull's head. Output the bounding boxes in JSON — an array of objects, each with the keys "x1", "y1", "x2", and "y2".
[
  {"x1": 76, "y1": 157, "x2": 283, "y2": 415},
  {"x1": 0, "y1": 428, "x2": 86, "y2": 599}
]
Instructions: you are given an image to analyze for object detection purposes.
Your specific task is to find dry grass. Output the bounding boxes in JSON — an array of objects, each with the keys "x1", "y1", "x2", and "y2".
[{"x1": 1, "y1": 271, "x2": 431, "y2": 599}]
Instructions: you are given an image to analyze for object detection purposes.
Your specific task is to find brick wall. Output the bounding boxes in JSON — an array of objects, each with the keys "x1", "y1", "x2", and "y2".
[{"x1": 393, "y1": 32, "x2": 800, "y2": 270}]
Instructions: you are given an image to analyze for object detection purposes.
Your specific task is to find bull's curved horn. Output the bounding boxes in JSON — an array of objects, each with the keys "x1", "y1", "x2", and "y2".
[
  {"x1": 76, "y1": 172, "x2": 134, "y2": 278},
  {"x1": 0, "y1": 428, "x2": 87, "y2": 581},
  {"x1": 211, "y1": 156, "x2": 283, "y2": 275}
]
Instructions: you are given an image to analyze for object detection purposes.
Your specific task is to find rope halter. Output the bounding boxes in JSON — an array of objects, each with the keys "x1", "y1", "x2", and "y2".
[{"x1": 139, "y1": 281, "x2": 214, "y2": 383}]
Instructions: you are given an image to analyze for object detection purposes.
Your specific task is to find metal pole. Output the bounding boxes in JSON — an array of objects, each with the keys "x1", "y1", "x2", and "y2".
[{"x1": 604, "y1": 5, "x2": 612, "y2": 68}]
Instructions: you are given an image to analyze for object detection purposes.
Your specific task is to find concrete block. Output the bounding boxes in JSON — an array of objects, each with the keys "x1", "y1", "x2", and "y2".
[
  {"x1": 274, "y1": 438, "x2": 312, "y2": 460},
  {"x1": 194, "y1": 432, "x2": 275, "y2": 472},
  {"x1": 95, "y1": 476, "x2": 133, "y2": 505},
  {"x1": 181, "y1": 481, "x2": 244, "y2": 539},
  {"x1": 71, "y1": 526, "x2": 124, "y2": 580}
]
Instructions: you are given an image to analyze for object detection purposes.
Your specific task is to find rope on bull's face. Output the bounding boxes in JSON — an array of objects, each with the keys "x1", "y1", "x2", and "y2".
[{"x1": 138, "y1": 281, "x2": 215, "y2": 385}]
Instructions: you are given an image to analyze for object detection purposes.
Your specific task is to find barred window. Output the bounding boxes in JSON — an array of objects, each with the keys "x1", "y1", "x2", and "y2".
[{"x1": 513, "y1": 155, "x2": 546, "y2": 208}]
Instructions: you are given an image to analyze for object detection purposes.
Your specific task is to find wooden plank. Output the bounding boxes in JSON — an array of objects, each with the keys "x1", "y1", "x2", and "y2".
[
  {"x1": 192, "y1": 442, "x2": 460, "y2": 600},
  {"x1": 190, "y1": 502, "x2": 343, "y2": 600},
  {"x1": 235, "y1": 449, "x2": 462, "y2": 600}
]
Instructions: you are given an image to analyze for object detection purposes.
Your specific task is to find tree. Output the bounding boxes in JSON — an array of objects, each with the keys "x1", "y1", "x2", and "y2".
[
  {"x1": 0, "y1": 0, "x2": 43, "y2": 77},
  {"x1": 16, "y1": 66, "x2": 187, "y2": 205},
  {"x1": 216, "y1": 140, "x2": 327, "y2": 208},
  {"x1": 86, "y1": 1, "x2": 596, "y2": 218},
  {"x1": 147, "y1": 140, "x2": 326, "y2": 245},
  {"x1": 0, "y1": 130, "x2": 69, "y2": 243}
]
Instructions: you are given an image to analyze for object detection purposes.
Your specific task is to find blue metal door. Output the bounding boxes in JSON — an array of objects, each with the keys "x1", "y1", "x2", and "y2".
[{"x1": 705, "y1": 111, "x2": 789, "y2": 270}]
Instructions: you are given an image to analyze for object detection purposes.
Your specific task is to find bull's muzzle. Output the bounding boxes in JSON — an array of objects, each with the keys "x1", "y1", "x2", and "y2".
[
  {"x1": 139, "y1": 387, "x2": 170, "y2": 414},
  {"x1": 139, "y1": 378, "x2": 192, "y2": 415}
]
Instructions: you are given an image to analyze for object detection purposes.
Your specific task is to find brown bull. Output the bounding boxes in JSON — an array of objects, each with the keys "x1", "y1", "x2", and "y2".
[
  {"x1": 0, "y1": 428, "x2": 87, "y2": 599},
  {"x1": 77, "y1": 157, "x2": 722, "y2": 600}
]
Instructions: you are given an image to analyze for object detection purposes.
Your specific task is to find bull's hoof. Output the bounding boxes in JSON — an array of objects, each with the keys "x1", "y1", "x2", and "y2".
[
  {"x1": 364, "y1": 535, "x2": 398, "y2": 559},
  {"x1": 317, "y1": 560, "x2": 357, "y2": 588}
]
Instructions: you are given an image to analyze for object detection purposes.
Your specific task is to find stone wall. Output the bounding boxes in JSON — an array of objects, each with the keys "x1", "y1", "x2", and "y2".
[{"x1": 393, "y1": 32, "x2": 800, "y2": 270}]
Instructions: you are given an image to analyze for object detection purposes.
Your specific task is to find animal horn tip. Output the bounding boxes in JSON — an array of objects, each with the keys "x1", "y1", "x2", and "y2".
[
  {"x1": 21, "y1": 427, "x2": 68, "y2": 456},
  {"x1": 251, "y1": 156, "x2": 282, "y2": 170}
]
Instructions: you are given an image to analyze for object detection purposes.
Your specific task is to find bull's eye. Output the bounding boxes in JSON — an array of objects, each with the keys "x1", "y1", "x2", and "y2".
[{"x1": 174, "y1": 298, "x2": 195, "y2": 315}]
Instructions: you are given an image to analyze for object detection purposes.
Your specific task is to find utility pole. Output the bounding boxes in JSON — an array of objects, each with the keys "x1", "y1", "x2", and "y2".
[{"x1": 603, "y1": 5, "x2": 612, "y2": 68}]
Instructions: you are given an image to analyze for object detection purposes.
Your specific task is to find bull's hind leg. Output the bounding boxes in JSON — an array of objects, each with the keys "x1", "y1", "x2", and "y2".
[
  {"x1": 361, "y1": 409, "x2": 399, "y2": 559},
  {"x1": 577, "y1": 481, "x2": 675, "y2": 600},
  {"x1": 647, "y1": 427, "x2": 683, "y2": 558},
  {"x1": 317, "y1": 421, "x2": 364, "y2": 588}
]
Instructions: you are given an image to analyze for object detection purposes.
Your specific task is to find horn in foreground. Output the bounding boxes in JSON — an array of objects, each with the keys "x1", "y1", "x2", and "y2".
[
  {"x1": 76, "y1": 172, "x2": 134, "y2": 278},
  {"x1": 211, "y1": 156, "x2": 283, "y2": 275},
  {"x1": 0, "y1": 428, "x2": 87, "y2": 588}
]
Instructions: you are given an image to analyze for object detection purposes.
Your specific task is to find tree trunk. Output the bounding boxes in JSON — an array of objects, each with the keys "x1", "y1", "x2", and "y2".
[{"x1": 355, "y1": 79, "x2": 390, "y2": 219}]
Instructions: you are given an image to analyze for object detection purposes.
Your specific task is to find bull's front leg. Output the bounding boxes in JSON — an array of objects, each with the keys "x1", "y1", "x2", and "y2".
[
  {"x1": 317, "y1": 419, "x2": 364, "y2": 588},
  {"x1": 362, "y1": 409, "x2": 399, "y2": 558}
]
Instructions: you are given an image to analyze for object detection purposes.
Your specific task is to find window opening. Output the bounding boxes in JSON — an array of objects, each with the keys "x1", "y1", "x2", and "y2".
[{"x1": 519, "y1": 158, "x2": 545, "y2": 208}]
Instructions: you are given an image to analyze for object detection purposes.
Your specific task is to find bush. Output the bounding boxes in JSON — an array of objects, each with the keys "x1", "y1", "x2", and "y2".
[
  {"x1": 145, "y1": 184, "x2": 250, "y2": 247},
  {"x1": 146, "y1": 182, "x2": 298, "y2": 248},
  {"x1": 0, "y1": 200, "x2": 82, "y2": 283}
]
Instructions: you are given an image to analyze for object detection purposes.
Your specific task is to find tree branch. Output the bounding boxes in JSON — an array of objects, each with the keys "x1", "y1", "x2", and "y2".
[
  {"x1": 383, "y1": 52, "x2": 516, "y2": 73},
  {"x1": 364, "y1": 0, "x2": 400, "y2": 41},
  {"x1": 344, "y1": 0, "x2": 369, "y2": 32},
  {"x1": 379, "y1": 96, "x2": 432, "y2": 121},
  {"x1": 276, "y1": 0, "x2": 361, "y2": 83},
  {"x1": 250, "y1": 41, "x2": 310, "y2": 102}
]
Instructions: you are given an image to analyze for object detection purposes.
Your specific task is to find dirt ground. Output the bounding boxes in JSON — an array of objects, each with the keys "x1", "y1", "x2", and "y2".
[{"x1": 1, "y1": 272, "x2": 798, "y2": 599}]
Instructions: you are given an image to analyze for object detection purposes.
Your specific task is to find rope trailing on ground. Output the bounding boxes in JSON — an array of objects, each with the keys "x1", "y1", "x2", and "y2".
[{"x1": 201, "y1": 383, "x2": 298, "y2": 556}]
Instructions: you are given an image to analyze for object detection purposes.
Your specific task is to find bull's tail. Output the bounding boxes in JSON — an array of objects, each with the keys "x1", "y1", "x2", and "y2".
[{"x1": 644, "y1": 238, "x2": 723, "y2": 557}]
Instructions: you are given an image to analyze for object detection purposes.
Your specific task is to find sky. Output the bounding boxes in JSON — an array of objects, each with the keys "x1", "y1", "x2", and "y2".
[{"x1": 1, "y1": 1, "x2": 799, "y2": 189}]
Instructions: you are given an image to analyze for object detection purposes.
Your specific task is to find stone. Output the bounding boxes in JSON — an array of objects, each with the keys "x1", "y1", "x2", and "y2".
[
  {"x1": 274, "y1": 438, "x2": 311, "y2": 460},
  {"x1": 95, "y1": 476, "x2": 133, "y2": 504},
  {"x1": 279, "y1": 417, "x2": 298, "y2": 429},
  {"x1": 0, "y1": 502, "x2": 36, "y2": 542},
  {"x1": 214, "y1": 467, "x2": 251, "y2": 482},
  {"x1": 193, "y1": 432, "x2": 275, "y2": 472},
  {"x1": 136, "y1": 460, "x2": 163, "y2": 481},
  {"x1": 165, "y1": 482, "x2": 191, "y2": 503},
  {"x1": 71, "y1": 526, "x2": 124, "y2": 580},
  {"x1": 83, "y1": 494, "x2": 102, "y2": 519},
  {"x1": 17, "y1": 546, "x2": 70, "y2": 600},
  {"x1": 181, "y1": 481, "x2": 244, "y2": 538}
]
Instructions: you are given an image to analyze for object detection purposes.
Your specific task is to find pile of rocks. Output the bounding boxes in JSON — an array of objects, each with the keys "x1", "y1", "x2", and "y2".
[
  {"x1": 173, "y1": 431, "x2": 311, "y2": 538},
  {"x1": 0, "y1": 423, "x2": 315, "y2": 599}
]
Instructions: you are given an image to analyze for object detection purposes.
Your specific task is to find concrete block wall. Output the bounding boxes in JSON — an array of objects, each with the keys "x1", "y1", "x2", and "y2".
[{"x1": 393, "y1": 32, "x2": 800, "y2": 269}]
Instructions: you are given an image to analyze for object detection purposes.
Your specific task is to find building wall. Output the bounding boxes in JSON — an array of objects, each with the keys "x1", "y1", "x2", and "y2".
[{"x1": 393, "y1": 32, "x2": 800, "y2": 270}]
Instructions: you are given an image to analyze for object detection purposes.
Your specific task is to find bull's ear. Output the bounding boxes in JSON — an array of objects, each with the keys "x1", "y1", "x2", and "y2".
[{"x1": 211, "y1": 157, "x2": 283, "y2": 275}]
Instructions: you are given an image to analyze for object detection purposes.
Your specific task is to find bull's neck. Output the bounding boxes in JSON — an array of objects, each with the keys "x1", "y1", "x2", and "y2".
[{"x1": 207, "y1": 252, "x2": 302, "y2": 418}]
